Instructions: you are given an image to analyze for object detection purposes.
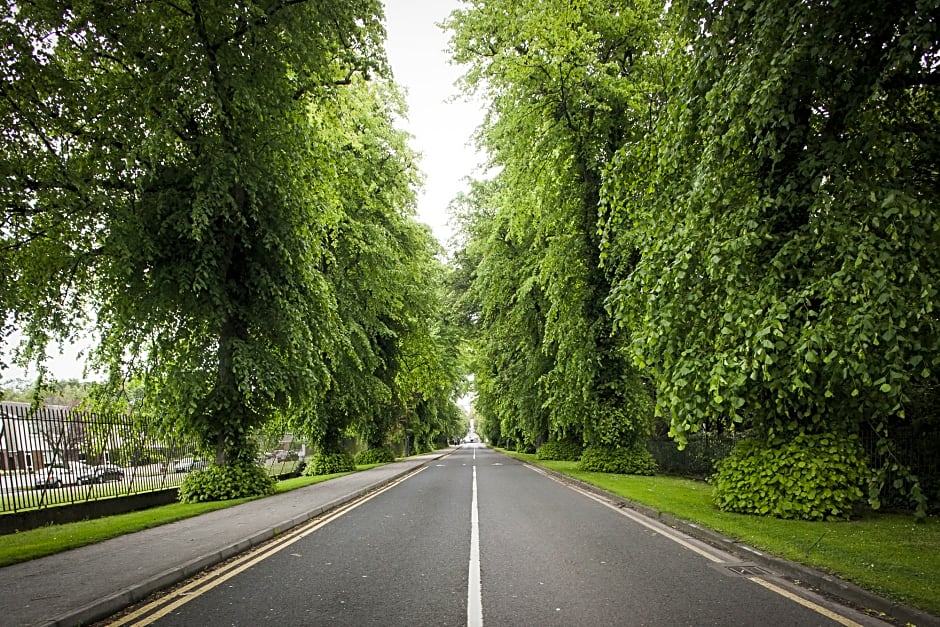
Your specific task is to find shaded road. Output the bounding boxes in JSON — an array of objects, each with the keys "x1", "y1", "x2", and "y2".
[{"x1": 118, "y1": 446, "x2": 885, "y2": 626}]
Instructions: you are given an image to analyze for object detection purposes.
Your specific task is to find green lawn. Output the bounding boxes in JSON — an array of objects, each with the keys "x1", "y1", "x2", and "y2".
[
  {"x1": 0, "y1": 470, "x2": 352, "y2": 568},
  {"x1": 505, "y1": 452, "x2": 940, "y2": 618}
]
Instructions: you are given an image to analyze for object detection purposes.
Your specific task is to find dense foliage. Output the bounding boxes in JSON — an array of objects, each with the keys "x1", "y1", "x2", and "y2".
[
  {"x1": 178, "y1": 464, "x2": 276, "y2": 504},
  {"x1": 449, "y1": 0, "x2": 939, "y2": 516},
  {"x1": 1, "y1": 1, "x2": 465, "y2": 498},
  {"x1": 447, "y1": 0, "x2": 661, "y2": 456},
  {"x1": 306, "y1": 451, "x2": 356, "y2": 476},
  {"x1": 713, "y1": 434, "x2": 868, "y2": 521},
  {"x1": 579, "y1": 445, "x2": 658, "y2": 476},
  {"x1": 354, "y1": 447, "x2": 396, "y2": 466},
  {"x1": 605, "y1": 0, "x2": 939, "y2": 443},
  {"x1": 536, "y1": 440, "x2": 584, "y2": 462},
  {"x1": 603, "y1": 0, "x2": 938, "y2": 517},
  {"x1": 277, "y1": 76, "x2": 463, "y2": 457}
]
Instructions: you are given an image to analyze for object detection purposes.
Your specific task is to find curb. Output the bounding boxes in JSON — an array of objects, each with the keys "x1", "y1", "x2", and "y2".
[
  {"x1": 44, "y1": 449, "x2": 457, "y2": 627},
  {"x1": 521, "y1": 458, "x2": 939, "y2": 627}
]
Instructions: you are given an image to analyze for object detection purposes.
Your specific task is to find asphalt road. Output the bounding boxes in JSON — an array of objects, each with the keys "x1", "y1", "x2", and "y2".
[{"x1": 119, "y1": 445, "x2": 886, "y2": 626}]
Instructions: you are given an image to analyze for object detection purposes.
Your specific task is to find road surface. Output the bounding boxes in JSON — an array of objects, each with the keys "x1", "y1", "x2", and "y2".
[{"x1": 108, "y1": 445, "x2": 886, "y2": 626}]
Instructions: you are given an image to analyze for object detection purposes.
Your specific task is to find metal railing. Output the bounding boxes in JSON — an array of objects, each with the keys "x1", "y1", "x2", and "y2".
[
  {"x1": 647, "y1": 433, "x2": 742, "y2": 479},
  {"x1": 1, "y1": 402, "x2": 201, "y2": 514}
]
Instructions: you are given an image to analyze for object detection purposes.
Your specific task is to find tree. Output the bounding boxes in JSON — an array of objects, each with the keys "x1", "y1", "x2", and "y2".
[
  {"x1": 256, "y1": 76, "x2": 466, "y2": 465},
  {"x1": 602, "y1": 0, "x2": 939, "y2": 516},
  {"x1": 447, "y1": 0, "x2": 663, "y2": 454},
  {"x1": 1, "y1": 1, "x2": 390, "y2": 489},
  {"x1": 285, "y1": 78, "x2": 424, "y2": 458},
  {"x1": 452, "y1": 180, "x2": 553, "y2": 450},
  {"x1": 392, "y1": 256, "x2": 468, "y2": 454}
]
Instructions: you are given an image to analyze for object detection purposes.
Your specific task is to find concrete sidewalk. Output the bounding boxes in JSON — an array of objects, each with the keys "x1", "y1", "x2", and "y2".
[{"x1": 1, "y1": 450, "x2": 456, "y2": 627}]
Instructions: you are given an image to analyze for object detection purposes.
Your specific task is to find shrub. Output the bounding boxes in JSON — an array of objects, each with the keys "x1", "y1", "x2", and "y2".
[
  {"x1": 178, "y1": 463, "x2": 276, "y2": 503},
  {"x1": 579, "y1": 444, "x2": 658, "y2": 475},
  {"x1": 536, "y1": 440, "x2": 584, "y2": 461},
  {"x1": 712, "y1": 433, "x2": 869, "y2": 521},
  {"x1": 305, "y1": 451, "x2": 355, "y2": 476},
  {"x1": 354, "y1": 447, "x2": 395, "y2": 465}
]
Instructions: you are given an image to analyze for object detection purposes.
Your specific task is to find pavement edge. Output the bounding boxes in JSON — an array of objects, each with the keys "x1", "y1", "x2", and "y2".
[{"x1": 517, "y1": 453, "x2": 939, "y2": 627}]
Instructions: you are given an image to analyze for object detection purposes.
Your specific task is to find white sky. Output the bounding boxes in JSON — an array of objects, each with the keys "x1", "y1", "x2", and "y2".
[
  {"x1": 2, "y1": 1, "x2": 484, "y2": 384},
  {"x1": 383, "y1": 0, "x2": 484, "y2": 246}
]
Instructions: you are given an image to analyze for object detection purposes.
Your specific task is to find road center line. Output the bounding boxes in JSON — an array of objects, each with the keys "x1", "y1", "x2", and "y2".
[{"x1": 468, "y1": 465, "x2": 483, "y2": 627}]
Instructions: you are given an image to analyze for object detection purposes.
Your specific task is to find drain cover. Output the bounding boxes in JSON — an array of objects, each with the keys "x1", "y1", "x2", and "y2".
[{"x1": 723, "y1": 563, "x2": 775, "y2": 577}]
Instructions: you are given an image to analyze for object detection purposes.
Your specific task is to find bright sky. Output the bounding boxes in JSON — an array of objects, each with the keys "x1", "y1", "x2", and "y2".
[
  {"x1": 1, "y1": 2, "x2": 484, "y2": 384},
  {"x1": 383, "y1": 0, "x2": 484, "y2": 247}
]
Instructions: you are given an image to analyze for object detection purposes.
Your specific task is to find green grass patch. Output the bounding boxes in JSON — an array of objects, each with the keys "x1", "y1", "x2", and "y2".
[
  {"x1": 2, "y1": 484, "x2": 136, "y2": 511},
  {"x1": 0, "y1": 499, "x2": 251, "y2": 567},
  {"x1": 0, "y1": 469, "x2": 360, "y2": 567},
  {"x1": 504, "y1": 451, "x2": 940, "y2": 617}
]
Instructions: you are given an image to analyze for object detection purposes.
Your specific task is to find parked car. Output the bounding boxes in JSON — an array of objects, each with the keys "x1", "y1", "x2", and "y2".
[
  {"x1": 34, "y1": 462, "x2": 90, "y2": 488},
  {"x1": 274, "y1": 450, "x2": 298, "y2": 462},
  {"x1": 76, "y1": 465, "x2": 125, "y2": 485},
  {"x1": 173, "y1": 457, "x2": 207, "y2": 473}
]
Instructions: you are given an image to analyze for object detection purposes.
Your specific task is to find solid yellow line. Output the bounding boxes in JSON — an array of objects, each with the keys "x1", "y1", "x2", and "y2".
[
  {"x1": 109, "y1": 467, "x2": 427, "y2": 626},
  {"x1": 747, "y1": 576, "x2": 862, "y2": 627}
]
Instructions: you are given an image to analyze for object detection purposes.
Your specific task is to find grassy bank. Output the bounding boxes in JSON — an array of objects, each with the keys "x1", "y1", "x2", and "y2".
[
  {"x1": 0, "y1": 470, "x2": 353, "y2": 568},
  {"x1": 502, "y1": 451, "x2": 940, "y2": 617}
]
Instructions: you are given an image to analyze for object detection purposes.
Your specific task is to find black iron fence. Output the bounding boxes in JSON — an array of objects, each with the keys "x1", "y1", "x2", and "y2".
[
  {"x1": 858, "y1": 424, "x2": 940, "y2": 511},
  {"x1": 647, "y1": 433, "x2": 742, "y2": 479},
  {"x1": 1, "y1": 402, "x2": 202, "y2": 514}
]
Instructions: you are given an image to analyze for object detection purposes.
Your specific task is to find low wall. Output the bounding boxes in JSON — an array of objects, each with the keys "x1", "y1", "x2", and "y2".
[{"x1": 1, "y1": 488, "x2": 179, "y2": 535}]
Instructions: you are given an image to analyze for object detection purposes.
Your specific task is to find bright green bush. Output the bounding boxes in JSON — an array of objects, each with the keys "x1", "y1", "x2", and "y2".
[
  {"x1": 178, "y1": 463, "x2": 276, "y2": 503},
  {"x1": 354, "y1": 447, "x2": 395, "y2": 465},
  {"x1": 305, "y1": 451, "x2": 355, "y2": 476},
  {"x1": 579, "y1": 444, "x2": 658, "y2": 475},
  {"x1": 712, "y1": 433, "x2": 869, "y2": 521},
  {"x1": 536, "y1": 440, "x2": 583, "y2": 461}
]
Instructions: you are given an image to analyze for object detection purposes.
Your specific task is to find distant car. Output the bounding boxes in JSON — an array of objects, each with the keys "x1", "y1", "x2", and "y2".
[
  {"x1": 173, "y1": 457, "x2": 207, "y2": 473},
  {"x1": 76, "y1": 465, "x2": 125, "y2": 485},
  {"x1": 34, "y1": 462, "x2": 90, "y2": 488},
  {"x1": 274, "y1": 450, "x2": 298, "y2": 462}
]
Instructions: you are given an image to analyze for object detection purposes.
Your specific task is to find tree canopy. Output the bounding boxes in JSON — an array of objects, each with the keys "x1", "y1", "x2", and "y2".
[
  {"x1": 446, "y1": 0, "x2": 663, "y2": 453},
  {"x1": 1, "y1": 0, "x2": 465, "y2": 492},
  {"x1": 448, "y1": 0, "x2": 939, "y2": 516},
  {"x1": 605, "y1": 0, "x2": 940, "y2": 445}
]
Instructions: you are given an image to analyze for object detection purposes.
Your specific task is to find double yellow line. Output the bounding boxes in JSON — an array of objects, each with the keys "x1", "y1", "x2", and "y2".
[{"x1": 109, "y1": 467, "x2": 427, "y2": 626}]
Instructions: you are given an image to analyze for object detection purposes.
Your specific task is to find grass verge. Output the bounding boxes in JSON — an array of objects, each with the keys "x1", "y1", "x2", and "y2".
[
  {"x1": 502, "y1": 451, "x2": 940, "y2": 617},
  {"x1": 0, "y1": 470, "x2": 354, "y2": 568}
]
